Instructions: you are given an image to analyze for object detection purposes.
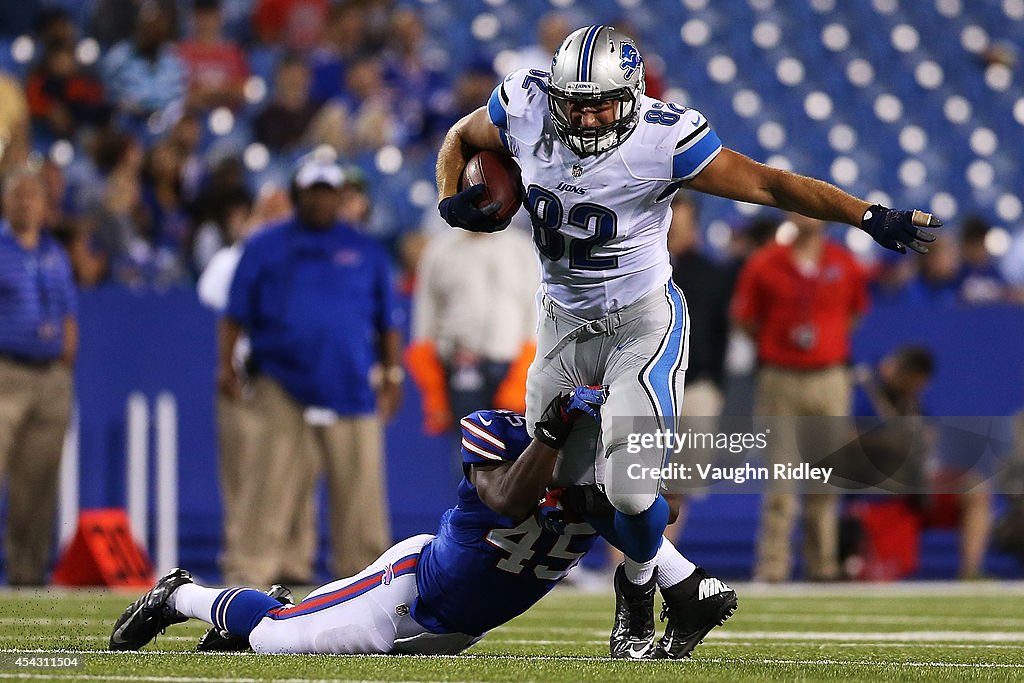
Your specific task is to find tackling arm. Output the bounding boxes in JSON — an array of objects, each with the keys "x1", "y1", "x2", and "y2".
[
  {"x1": 470, "y1": 386, "x2": 609, "y2": 521},
  {"x1": 470, "y1": 440, "x2": 561, "y2": 522}
]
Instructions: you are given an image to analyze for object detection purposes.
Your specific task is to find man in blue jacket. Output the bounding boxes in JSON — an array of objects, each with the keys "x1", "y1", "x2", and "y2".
[{"x1": 217, "y1": 156, "x2": 403, "y2": 584}]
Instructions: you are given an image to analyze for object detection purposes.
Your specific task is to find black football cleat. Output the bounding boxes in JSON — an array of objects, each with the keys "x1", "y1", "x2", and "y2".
[
  {"x1": 196, "y1": 584, "x2": 294, "y2": 652},
  {"x1": 650, "y1": 567, "x2": 737, "y2": 660},
  {"x1": 109, "y1": 568, "x2": 194, "y2": 651},
  {"x1": 609, "y1": 563, "x2": 658, "y2": 660}
]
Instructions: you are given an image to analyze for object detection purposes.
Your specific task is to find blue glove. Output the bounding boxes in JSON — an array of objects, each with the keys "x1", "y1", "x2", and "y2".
[
  {"x1": 861, "y1": 205, "x2": 942, "y2": 254},
  {"x1": 438, "y1": 184, "x2": 505, "y2": 232},
  {"x1": 534, "y1": 385, "x2": 610, "y2": 450},
  {"x1": 535, "y1": 488, "x2": 572, "y2": 535},
  {"x1": 562, "y1": 385, "x2": 609, "y2": 421}
]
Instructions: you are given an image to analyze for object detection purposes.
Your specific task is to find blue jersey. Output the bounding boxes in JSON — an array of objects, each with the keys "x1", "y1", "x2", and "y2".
[
  {"x1": 411, "y1": 410, "x2": 597, "y2": 636},
  {"x1": 226, "y1": 217, "x2": 401, "y2": 414}
]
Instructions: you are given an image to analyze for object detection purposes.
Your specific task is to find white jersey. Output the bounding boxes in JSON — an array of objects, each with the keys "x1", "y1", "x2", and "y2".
[
  {"x1": 412, "y1": 227, "x2": 539, "y2": 362},
  {"x1": 488, "y1": 68, "x2": 723, "y2": 317}
]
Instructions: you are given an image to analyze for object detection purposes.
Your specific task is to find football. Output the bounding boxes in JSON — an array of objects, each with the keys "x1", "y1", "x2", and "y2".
[{"x1": 460, "y1": 150, "x2": 524, "y2": 226}]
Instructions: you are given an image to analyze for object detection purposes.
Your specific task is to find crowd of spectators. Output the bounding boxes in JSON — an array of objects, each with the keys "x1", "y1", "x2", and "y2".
[
  {"x1": 0, "y1": 0, "x2": 471, "y2": 291},
  {"x1": 0, "y1": 0, "x2": 1018, "y2": 305}
]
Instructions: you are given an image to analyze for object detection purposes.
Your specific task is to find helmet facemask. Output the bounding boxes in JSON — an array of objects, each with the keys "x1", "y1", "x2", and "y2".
[{"x1": 548, "y1": 85, "x2": 640, "y2": 157}]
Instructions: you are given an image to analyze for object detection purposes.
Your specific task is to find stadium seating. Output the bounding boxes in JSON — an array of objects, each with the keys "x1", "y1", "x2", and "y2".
[
  {"x1": 5, "y1": 0, "x2": 1020, "y2": 252},
  {"x1": 383, "y1": 0, "x2": 1024, "y2": 246},
  {"x1": 414, "y1": 0, "x2": 1024, "y2": 241}
]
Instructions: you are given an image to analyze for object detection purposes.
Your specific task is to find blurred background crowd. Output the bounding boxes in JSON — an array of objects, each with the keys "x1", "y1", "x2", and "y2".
[
  {"x1": 0, "y1": 0, "x2": 1021, "y2": 297},
  {"x1": 1, "y1": 0, "x2": 1024, "y2": 586}
]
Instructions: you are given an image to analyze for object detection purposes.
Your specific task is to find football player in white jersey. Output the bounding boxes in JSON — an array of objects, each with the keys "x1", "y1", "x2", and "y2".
[{"x1": 435, "y1": 25, "x2": 940, "y2": 658}]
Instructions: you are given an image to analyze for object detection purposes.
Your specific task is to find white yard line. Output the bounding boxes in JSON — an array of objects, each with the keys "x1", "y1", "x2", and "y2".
[
  {"x1": 12, "y1": 627, "x2": 1018, "y2": 647},
  {"x1": 3, "y1": 647, "x2": 1023, "y2": 667},
  {"x1": 718, "y1": 581, "x2": 1024, "y2": 597},
  {"x1": 550, "y1": 581, "x2": 1024, "y2": 598},
  {"x1": 709, "y1": 630, "x2": 1024, "y2": 642},
  {"x1": 492, "y1": 638, "x2": 1024, "y2": 650},
  {"x1": 0, "y1": 636, "x2": 198, "y2": 643},
  {"x1": 506, "y1": 612, "x2": 1024, "y2": 627},
  {"x1": 491, "y1": 636, "x2": 1000, "y2": 648},
  {"x1": 5, "y1": 655, "x2": 1019, "y2": 674},
  {"x1": 492, "y1": 626, "x2": 1024, "y2": 642},
  {"x1": 0, "y1": 677, "x2": 260, "y2": 683},
  {"x1": 0, "y1": 676, "x2": 474, "y2": 683},
  {"x1": 0, "y1": 650, "x2": 249, "y2": 657},
  {"x1": 793, "y1": 642, "x2": 1024, "y2": 650},
  {"x1": 703, "y1": 657, "x2": 1024, "y2": 669},
  {"x1": 731, "y1": 613, "x2": 1024, "y2": 627},
  {"x1": 0, "y1": 619, "x2": 114, "y2": 626}
]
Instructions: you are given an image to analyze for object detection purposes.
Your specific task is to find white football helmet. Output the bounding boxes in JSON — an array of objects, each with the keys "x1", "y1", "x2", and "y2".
[{"x1": 548, "y1": 25, "x2": 646, "y2": 157}]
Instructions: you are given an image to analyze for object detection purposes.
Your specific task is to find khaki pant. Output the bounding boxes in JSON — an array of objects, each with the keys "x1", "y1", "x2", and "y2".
[
  {"x1": 231, "y1": 376, "x2": 391, "y2": 584},
  {"x1": 314, "y1": 416, "x2": 391, "y2": 577},
  {"x1": 216, "y1": 393, "x2": 278, "y2": 585},
  {"x1": 753, "y1": 365, "x2": 851, "y2": 582},
  {"x1": 0, "y1": 358, "x2": 72, "y2": 585},
  {"x1": 229, "y1": 376, "x2": 318, "y2": 586},
  {"x1": 681, "y1": 379, "x2": 724, "y2": 418}
]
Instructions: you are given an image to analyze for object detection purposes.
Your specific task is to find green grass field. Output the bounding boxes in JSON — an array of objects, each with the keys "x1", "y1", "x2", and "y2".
[{"x1": 1, "y1": 581, "x2": 1023, "y2": 682}]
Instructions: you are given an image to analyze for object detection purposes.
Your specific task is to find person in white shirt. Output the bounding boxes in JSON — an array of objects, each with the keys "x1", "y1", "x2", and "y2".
[{"x1": 407, "y1": 224, "x2": 539, "y2": 479}]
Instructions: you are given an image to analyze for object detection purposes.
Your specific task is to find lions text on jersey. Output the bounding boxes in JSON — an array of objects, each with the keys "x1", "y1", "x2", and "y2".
[
  {"x1": 488, "y1": 68, "x2": 722, "y2": 317},
  {"x1": 411, "y1": 409, "x2": 597, "y2": 637}
]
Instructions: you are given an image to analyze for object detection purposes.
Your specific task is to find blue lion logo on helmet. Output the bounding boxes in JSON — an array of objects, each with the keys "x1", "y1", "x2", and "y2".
[{"x1": 620, "y1": 43, "x2": 642, "y2": 80}]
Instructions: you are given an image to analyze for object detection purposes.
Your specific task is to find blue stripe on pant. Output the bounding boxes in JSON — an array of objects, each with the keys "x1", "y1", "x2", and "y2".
[{"x1": 641, "y1": 282, "x2": 689, "y2": 462}]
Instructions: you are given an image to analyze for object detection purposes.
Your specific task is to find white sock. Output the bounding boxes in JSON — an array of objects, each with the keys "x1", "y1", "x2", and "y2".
[
  {"x1": 167, "y1": 583, "x2": 221, "y2": 624},
  {"x1": 624, "y1": 555, "x2": 658, "y2": 585},
  {"x1": 654, "y1": 537, "x2": 697, "y2": 589}
]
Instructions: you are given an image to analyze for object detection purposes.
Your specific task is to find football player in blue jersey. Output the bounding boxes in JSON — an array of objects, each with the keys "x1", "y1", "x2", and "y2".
[
  {"x1": 110, "y1": 386, "x2": 734, "y2": 659},
  {"x1": 435, "y1": 25, "x2": 940, "y2": 658}
]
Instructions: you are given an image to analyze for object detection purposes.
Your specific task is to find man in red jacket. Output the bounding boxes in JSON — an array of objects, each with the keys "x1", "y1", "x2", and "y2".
[{"x1": 732, "y1": 214, "x2": 869, "y2": 582}]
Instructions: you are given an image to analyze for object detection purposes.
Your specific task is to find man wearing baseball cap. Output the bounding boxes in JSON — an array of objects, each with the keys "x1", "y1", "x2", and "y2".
[{"x1": 219, "y1": 156, "x2": 402, "y2": 583}]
